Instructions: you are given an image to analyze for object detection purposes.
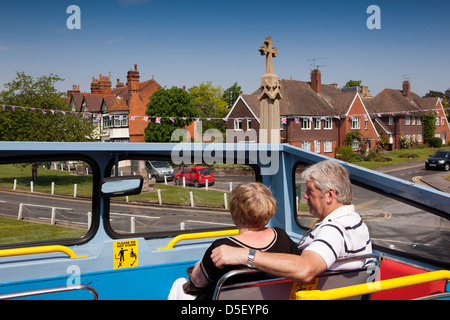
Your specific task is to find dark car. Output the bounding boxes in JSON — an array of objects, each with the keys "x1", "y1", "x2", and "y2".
[
  {"x1": 174, "y1": 166, "x2": 215, "y2": 188},
  {"x1": 425, "y1": 150, "x2": 450, "y2": 171}
]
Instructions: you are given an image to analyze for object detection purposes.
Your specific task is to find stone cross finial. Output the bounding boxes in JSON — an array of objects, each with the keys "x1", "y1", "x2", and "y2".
[{"x1": 259, "y1": 36, "x2": 278, "y2": 74}]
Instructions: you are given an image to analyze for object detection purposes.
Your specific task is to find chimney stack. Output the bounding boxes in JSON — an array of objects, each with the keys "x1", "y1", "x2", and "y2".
[
  {"x1": 402, "y1": 80, "x2": 411, "y2": 98},
  {"x1": 127, "y1": 64, "x2": 140, "y2": 93},
  {"x1": 98, "y1": 74, "x2": 112, "y2": 94},
  {"x1": 67, "y1": 84, "x2": 80, "y2": 96},
  {"x1": 311, "y1": 69, "x2": 322, "y2": 94},
  {"x1": 91, "y1": 76, "x2": 100, "y2": 94}
]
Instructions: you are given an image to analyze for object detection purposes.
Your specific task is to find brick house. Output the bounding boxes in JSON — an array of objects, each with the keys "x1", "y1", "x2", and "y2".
[
  {"x1": 68, "y1": 64, "x2": 161, "y2": 142},
  {"x1": 226, "y1": 69, "x2": 379, "y2": 157},
  {"x1": 364, "y1": 80, "x2": 450, "y2": 148}
]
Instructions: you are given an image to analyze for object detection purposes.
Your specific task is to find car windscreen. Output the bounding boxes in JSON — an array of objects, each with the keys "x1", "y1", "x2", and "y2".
[
  {"x1": 199, "y1": 168, "x2": 212, "y2": 175},
  {"x1": 151, "y1": 161, "x2": 170, "y2": 168}
]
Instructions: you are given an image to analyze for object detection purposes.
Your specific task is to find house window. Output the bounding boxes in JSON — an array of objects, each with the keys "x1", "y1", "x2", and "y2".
[
  {"x1": 247, "y1": 118, "x2": 252, "y2": 130},
  {"x1": 389, "y1": 116, "x2": 394, "y2": 126},
  {"x1": 324, "y1": 118, "x2": 332, "y2": 130},
  {"x1": 417, "y1": 117, "x2": 422, "y2": 125},
  {"x1": 324, "y1": 140, "x2": 332, "y2": 153},
  {"x1": 302, "y1": 118, "x2": 311, "y2": 130},
  {"x1": 412, "y1": 117, "x2": 416, "y2": 125},
  {"x1": 234, "y1": 118, "x2": 242, "y2": 131},
  {"x1": 103, "y1": 115, "x2": 112, "y2": 128},
  {"x1": 314, "y1": 118, "x2": 321, "y2": 130},
  {"x1": 365, "y1": 118, "x2": 368, "y2": 130},
  {"x1": 436, "y1": 117, "x2": 440, "y2": 126},
  {"x1": 405, "y1": 116, "x2": 410, "y2": 125},
  {"x1": 417, "y1": 134, "x2": 422, "y2": 143},
  {"x1": 351, "y1": 117, "x2": 360, "y2": 130},
  {"x1": 301, "y1": 141, "x2": 311, "y2": 151},
  {"x1": 113, "y1": 115, "x2": 128, "y2": 128},
  {"x1": 352, "y1": 139, "x2": 360, "y2": 151},
  {"x1": 314, "y1": 140, "x2": 321, "y2": 153}
]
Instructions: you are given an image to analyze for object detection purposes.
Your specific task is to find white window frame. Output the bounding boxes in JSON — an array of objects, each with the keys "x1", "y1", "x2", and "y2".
[
  {"x1": 324, "y1": 118, "x2": 332, "y2": 130},
  {"x1": 314, "y1": 118, "x2": 321, "y2": 130},
  {"x1": 324, "y1": 140, "x2": 332, "y2": 153},
  {"x1": 234, "y1": 118, "x2": 242, "y2": 131},
  {"x1": 351, "y1": 117, "x2": 360, "y2": 130},
  {"x1": 301, "y1": 141, "x2": 311, "y2": 151},
  {"x1": 302, "y1": 118, "x2": 311, "y2": 130},
  {"x1": 314, "y1": 140, "x2": 321, "y2": 153}
]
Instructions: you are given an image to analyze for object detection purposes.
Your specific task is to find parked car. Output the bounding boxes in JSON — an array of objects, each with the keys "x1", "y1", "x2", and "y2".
[
  {"x1": 145, "y1": 161, "x2": 175, "y2": 181},
  {"x1": 174, "y1": 166, "x2": 215, "y2": 188},
  {"x1": 425, "y1": 150, "x2": 450, "y2": 171}
]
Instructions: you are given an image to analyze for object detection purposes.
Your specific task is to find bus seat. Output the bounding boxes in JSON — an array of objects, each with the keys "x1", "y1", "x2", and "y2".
[
  {"x1": 213, "y1": 254, "x2": 380, "y2": 300},
  {"x1": 369, "y1": 258, "x2": 447, "y2": 300}
]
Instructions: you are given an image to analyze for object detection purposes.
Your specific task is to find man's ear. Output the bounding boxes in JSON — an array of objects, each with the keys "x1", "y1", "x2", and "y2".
[{"x1": 327, "y1": 188, "x2": 337, "y2": 204}]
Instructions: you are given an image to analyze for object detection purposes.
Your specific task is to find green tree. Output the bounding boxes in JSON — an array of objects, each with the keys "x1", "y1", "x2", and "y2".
[
  {"x1": 144, "y1": 86, "x2": 197, "y2": 142},
  {"x1": 422, "y1": 112, "x2": 436, "y2": 142},
  {"x1": 189, "y1": 81, "x2": 228, "y2": 134},
  {"x1": 222, "y1": 82, "x2": 242, "y2": 109},
  {"x1": 343, "y1": 80, "x2": 362, "y2": 88},
  {"x1": 0, "y1": 72, "x2": 96, "y2": 142}
]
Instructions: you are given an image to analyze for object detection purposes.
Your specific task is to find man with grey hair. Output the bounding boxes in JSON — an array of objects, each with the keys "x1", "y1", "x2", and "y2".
[{"x1": 211, "y1": 160, "x2": 372, "y2": 283}]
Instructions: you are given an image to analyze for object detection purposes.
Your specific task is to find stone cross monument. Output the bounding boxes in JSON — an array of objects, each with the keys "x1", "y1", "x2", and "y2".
[{"x1": 258, "y1": 36, "x2": 281, "y2": 144}]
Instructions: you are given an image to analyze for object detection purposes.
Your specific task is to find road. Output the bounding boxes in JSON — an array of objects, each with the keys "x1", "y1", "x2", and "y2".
[{"x1": 0, "y1": 189, "x2": 234, "y2": 234}]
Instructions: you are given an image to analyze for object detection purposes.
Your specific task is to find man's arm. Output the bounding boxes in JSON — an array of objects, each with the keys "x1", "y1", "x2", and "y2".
[{"x1": 211, "y1": 245, "x2": 327, "y2": 283}]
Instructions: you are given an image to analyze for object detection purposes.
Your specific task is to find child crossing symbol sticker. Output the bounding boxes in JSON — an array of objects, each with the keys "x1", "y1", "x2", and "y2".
[{"x1": 113, "y1": 240, "x2": 139, "y2": 269}]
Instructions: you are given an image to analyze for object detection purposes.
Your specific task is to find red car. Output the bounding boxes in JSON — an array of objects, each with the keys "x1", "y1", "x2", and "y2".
[{"x1": 174, "y1": 166, "x2": 215, "y2": 188}]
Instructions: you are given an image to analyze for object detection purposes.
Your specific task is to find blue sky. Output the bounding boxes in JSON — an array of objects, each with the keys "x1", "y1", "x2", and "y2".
[{"x1": 0, "y1": 0, "x2": 449, "y2": 97}]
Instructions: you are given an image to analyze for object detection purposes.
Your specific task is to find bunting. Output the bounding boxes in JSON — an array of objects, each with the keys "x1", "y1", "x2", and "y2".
[{"x1": 0, "y1": 103, "x2": 448, "y2": 125}]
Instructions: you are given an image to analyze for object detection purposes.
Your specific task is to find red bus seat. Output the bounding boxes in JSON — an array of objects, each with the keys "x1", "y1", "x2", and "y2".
[{"x1": 369, "y1": 258, "x2": 447, "y2": 300}]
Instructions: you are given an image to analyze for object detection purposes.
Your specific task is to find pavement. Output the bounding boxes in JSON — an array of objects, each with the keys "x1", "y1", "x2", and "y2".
[{"x1": 372, "y1": 160, "x2": 450, "y2": 194}]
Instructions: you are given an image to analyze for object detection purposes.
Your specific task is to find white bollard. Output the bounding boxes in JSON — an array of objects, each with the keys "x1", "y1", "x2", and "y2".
[
  {"x1": 190, "y1": 191, "x2": 194, "y2": 207},
  {"x1": 87, "y1": 212, "x2": 92, "y2": 229},
  {"x1": 126, "y1": 196, "x2": 129, "y2": 202},
  {"x1": 51, "y1": 182, "x2": 55, "y2": 195},
  {"x1": 13, "y1": 179, "x2": 16, "y2": 190},
  {"x1": 51, "y1": 207, "x2": 56, "y2": 225},
  {"x1": 183, "y1": 177, "x2": 186, "y2": 188},
  {"x1": 73, "y1": 184, "x2": 77, "y2": 198},
  {"x1": 164, "y1": 176, "x2": 167, "y2": 185},
  {"x1": 130, "y1": 216, "x2": 136, "y2": 233},
  {"x1": 205, "y1": 179, "x2": 208, "y2": 191},
  {"x1": 18, "y1": 203, "x2": 24, "y2": 220},
  {"x1": 224, "y1": 193, "x2": 228, "y2": 210},
  {"x1": 30, "y1": 181, "x2": 33, "y2": 193},
  {"x1": 229, "y1": 181, "x2": 233, "y2": 192},
  {"x1": 180, "y1": 222, "x2": 185, "y2": 230},
  {"x1": 157, "y1": 189, "x2": 162, "y2": 205}
]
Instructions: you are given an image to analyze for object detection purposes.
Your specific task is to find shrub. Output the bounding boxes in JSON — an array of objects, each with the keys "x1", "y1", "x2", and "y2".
[{"x1": 425, "y1": 137, "x2": 443, "y2": 148}]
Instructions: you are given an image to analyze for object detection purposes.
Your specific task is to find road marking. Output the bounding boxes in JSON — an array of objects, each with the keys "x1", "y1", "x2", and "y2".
[
  {"x1": 187, "y1": 220, "x2": 234, "y2": 227},
  {"x1": 378, "y1": 164, "x2": 423, "y2": 173},
  {"x1": 355, "y1": 199, "x2": 378, "y2": 209},
  {"x1": 110, "y1": 212, "x2": 160, "y2": 219}
]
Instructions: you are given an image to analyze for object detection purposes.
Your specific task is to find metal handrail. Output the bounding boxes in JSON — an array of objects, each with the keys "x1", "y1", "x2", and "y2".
[
  {"x1": 295, "y1": 270, "x2": 450, "y2": 300},
  {"x1": 0, "y1": 245, "x2": 88, "y2": 259},
  {"x1": 157, "y1": 229, "x2": 239, "y2": 250},
  {"x1": 0, "y1": 284, "x2": 98, "y2": 300}
]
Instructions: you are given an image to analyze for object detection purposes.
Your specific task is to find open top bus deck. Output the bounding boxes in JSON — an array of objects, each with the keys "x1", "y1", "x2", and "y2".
[{"x1": 0, "y1": 141, "x2": 448, "y2": 300}]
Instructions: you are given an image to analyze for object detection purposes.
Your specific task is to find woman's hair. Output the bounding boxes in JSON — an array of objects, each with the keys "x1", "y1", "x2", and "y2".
[
  {"x1": 229, "y1": 182, "x2": 276, "y2": 228},
  {"x1": 301, "y1": 160, "x2": 352, "y2": 205}
]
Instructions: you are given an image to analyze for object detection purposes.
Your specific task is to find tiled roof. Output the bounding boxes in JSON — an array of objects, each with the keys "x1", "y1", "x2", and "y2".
[{"x1": 240, "y1": 79, "x2": 359, "y2": 118}]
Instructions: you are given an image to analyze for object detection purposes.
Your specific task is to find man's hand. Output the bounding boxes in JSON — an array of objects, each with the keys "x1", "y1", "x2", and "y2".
[{"x1": 211, "y1": 245, "x2": 248, "y2": 268}]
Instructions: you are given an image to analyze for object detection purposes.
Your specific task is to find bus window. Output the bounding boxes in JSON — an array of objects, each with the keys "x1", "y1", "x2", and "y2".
[
  {"x1": 293, "y1": 162, "x2": 450, "y2": 265},
  {"x1": 107, "y1": 160, "x2": 256, "y2": 237},
  {"x1": 0, "y1": 160, "x2": 93, "y2": 247}
]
